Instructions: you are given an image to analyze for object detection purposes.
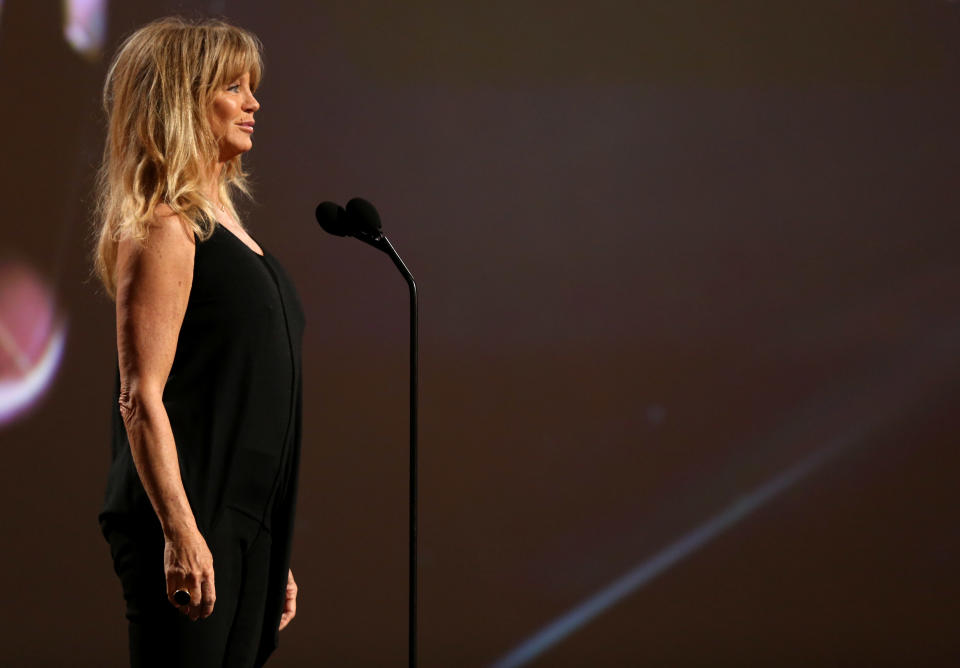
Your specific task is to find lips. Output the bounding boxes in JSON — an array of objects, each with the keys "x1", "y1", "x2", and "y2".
[{"x1": 237, "y1": 120, "x2": 255, "y2": 133}]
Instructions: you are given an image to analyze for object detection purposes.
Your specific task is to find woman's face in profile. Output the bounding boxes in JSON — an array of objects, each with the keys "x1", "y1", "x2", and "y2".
[{"x1": 209, "y1": 71, "x2": 259, "y2": 162}]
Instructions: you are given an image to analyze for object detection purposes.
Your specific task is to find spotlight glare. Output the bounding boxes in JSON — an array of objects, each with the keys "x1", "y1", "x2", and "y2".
[{"x1": 62, "y1": 0, "x2": 107, "y2": 60}]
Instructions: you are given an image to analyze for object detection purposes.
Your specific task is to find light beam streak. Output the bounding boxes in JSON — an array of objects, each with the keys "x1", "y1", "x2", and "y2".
[{"x1": 491, "y1": 437, "x2": 851, "y2": 668}]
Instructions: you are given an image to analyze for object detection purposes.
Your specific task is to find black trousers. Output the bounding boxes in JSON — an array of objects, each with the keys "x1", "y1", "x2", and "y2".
[{"x1": 106, "y1": 507, "x2": 274, "y2": 668}]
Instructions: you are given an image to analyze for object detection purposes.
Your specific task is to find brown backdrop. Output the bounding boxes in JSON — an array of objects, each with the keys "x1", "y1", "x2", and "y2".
[{"x1": 1, "y1": 1, "x2": 959, "y2": 665}]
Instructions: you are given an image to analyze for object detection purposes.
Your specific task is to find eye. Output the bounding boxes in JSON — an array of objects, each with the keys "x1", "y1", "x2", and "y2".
[{"x1": 227, "y1": 83, "x2": 241, "y2": 93}]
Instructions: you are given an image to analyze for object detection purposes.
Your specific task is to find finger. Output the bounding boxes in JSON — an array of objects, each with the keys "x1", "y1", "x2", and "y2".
[
  {"x1": 167, "y1": 576, "x2": 189, "y2": 612},
  {"x1": 201, "y1": 570, "x2": 216, "y2": 619},
  {"x1": 166, "y1": 570, "x2": 178, "y2": 604},
  {"x1": 187, "y1": 573, "x2": 203, "y2": 621},
  {"x1": 173, "y1": 593, "x2": 192, "y2": 615},
  {"x1": 288, "y1": 581, "x2": 297, "y2": 615},
  {"x1": 279, "y1": 590, "x2": 296, "y2": 631}
]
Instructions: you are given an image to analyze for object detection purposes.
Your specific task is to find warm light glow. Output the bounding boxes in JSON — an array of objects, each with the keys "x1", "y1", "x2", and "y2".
[
  {"x1": 0, "y1": 261, "x2": 68, "y2": 427},
  {"x1": 0, "y1": 321, "x2": 67, "y2": 426}
]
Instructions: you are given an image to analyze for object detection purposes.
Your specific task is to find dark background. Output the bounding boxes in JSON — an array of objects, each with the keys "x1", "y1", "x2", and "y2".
[{"x1": 1, "y1": 1, "x2": 959, "y2": 665}]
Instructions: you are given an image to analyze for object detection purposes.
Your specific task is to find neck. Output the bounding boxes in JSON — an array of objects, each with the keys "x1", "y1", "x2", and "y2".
[{"x1": 205, "y1": 161, "x2": 226, "y2": 209}]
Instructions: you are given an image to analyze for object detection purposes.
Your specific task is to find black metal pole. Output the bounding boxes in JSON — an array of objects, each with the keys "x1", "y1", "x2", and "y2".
[{"x1": 377, "y1": 236, "x2": 418, "y2": 668}]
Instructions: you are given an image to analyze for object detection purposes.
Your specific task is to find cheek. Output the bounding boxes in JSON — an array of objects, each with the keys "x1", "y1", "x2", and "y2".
[{"x1": 210, "y1": 98, "x2": 238, "y2": 132}]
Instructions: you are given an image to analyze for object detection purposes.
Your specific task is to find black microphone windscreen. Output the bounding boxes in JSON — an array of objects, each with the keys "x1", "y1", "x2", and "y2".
[
  {"x1": 315, "y1": 201, "x2": 350, "y2": 236},
  {"x1": 345, "y1": 198, "x2": 382, "y2": 237}
]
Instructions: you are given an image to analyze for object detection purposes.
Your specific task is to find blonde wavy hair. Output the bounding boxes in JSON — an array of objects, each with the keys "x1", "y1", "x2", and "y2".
[{"x1": 92, "y1": 16, "x2": 263, "y2": 299}]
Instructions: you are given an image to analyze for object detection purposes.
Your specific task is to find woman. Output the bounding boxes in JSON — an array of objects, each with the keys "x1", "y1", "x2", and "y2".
[{"x1": 92, "y1": 17, "x2": 304, "y2": 667}]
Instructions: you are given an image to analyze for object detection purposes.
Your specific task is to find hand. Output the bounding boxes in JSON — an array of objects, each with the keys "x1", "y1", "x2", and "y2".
[
  {"x1": 164, "y1": 528, "x2": 216, "y2": 622},
  {"x1": 278, "y1": 568, "x2": 297, "y2": 630}
]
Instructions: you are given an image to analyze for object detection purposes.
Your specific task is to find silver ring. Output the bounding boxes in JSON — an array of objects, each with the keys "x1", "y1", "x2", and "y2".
[{"x1": 173, "y1": 589, "x2": 191, "y2": 606}]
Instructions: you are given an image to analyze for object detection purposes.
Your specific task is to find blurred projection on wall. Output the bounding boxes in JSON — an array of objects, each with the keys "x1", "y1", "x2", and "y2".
[
  {"x1": 0, "y1": 260, "x2": 67, "y2": 427},
  {"x1": 63, "y1": 0, "x2": 107, "y2": 59}
]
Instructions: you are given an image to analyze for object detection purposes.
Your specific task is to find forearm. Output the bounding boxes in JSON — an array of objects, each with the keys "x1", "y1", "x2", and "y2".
[{"x1": 119, "y1": 389, "x2": 197, "y2": 539}]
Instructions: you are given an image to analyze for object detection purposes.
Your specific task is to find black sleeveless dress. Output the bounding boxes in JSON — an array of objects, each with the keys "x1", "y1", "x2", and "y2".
[{"x1": 99, "y1": 220, "x2": 305, "y2": 664}]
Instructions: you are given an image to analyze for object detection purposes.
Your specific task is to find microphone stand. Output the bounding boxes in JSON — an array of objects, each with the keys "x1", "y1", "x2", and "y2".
[{"x1": 358, "y1": 231, "x2": 419, "y2": 668}]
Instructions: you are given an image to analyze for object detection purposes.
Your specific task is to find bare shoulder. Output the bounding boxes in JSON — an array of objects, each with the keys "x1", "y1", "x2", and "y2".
[
  {"x1": 145, "y1": 205, "x2": 195, "y2": 250},
  {"x1": 116, "y1": 208, "x2": 196, "y2": 302},
  {"x1": 119, "y1": 208, "x2": 195, "y2": 261}
]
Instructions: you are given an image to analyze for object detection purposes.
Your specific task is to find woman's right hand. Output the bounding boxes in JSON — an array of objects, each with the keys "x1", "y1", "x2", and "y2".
[{"x1": 164, "y1": 528, "x2": 216, "y2": 621}]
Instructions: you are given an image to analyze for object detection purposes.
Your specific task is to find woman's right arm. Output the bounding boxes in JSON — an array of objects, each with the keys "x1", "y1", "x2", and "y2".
[{"x1": 115, "y1": 208, "x2": 215, "y2": 621}]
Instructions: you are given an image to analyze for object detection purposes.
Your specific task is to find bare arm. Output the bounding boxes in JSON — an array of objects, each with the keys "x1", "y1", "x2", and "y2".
[{"x1": 115, "y1": 208, "x2": 215, "y2": 620}]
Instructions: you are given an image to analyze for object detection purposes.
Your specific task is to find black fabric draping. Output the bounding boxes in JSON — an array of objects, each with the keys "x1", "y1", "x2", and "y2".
[{"x1": 99, "y1": 220, "x2": 306, "y2": 664}]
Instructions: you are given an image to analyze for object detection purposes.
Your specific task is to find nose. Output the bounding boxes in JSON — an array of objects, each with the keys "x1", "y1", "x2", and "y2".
[{"x1": 245, "y1": 91, "x2": 260, "y2": 113}]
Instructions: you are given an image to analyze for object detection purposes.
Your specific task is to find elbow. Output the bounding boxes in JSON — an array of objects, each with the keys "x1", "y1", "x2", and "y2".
[
  {"x1": 118, "y1": 383, "x2": 161, "y2": 428},
  {"x1": 118, "y1": 384, "x2": 138, "y2": 424}
]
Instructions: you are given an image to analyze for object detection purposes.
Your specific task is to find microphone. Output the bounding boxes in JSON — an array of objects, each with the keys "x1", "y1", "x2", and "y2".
[
  {"x1": 314, "y1": 201, "x2": 350, "y2": 236},
  {"x1": 345, "y1": 197, "x2": 382, "y2": 239},
  {"x1": 315, "y1": 198, "x2": 383, "y2": 246}
]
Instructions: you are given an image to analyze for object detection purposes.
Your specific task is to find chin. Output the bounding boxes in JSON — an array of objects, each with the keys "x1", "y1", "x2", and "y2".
[{"x1": 222, "y1": 144, "x2": 252, "y2": 161}]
